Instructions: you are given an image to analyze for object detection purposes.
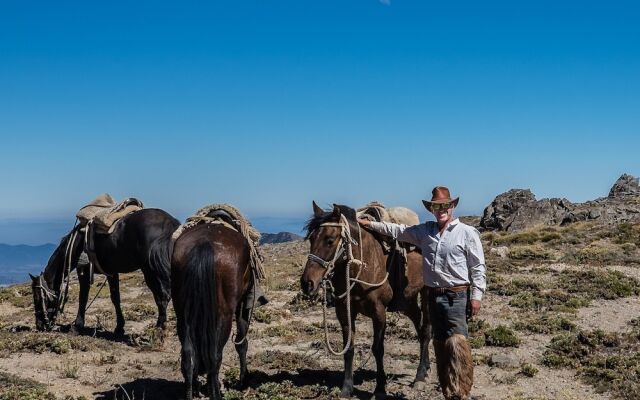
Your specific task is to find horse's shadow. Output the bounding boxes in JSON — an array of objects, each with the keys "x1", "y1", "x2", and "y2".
[
  {"x1": 93, "y1": 369, "x2": 411, "y2": 400},
  {"x1": 94, "y1": 378, "x2": 182, "y2": 400},
  {"x1": 56, "y1": 324, "x2": 143, "y2": 347}
]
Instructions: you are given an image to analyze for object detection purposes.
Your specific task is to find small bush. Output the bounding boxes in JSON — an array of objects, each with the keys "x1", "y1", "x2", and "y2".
[
  {"x1": 509, "y1": 245, "x2": 552, "y2": 260},
  {"x1": 520, "y1": 363, "x2": 539, "y2": 377},
  {"x1": 485, "y1": 325, "x2": 520, "y2": 347},
  {"x1": 253, "y1": 308, "x2": 273, "y2": 324}
]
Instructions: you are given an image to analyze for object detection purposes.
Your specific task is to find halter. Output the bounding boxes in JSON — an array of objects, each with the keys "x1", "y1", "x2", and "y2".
[{"x1": 307, "y1": 213, "x2": 389, "y2": 355}]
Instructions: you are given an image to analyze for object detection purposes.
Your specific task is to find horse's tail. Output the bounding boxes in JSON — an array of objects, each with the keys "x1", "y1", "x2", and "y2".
[
  {"x1": 148, "y1": 231, "x2": 174, "y2": 290},
  {"x1": 180, "y1": 242, "x2": 218, "y2": 375}
]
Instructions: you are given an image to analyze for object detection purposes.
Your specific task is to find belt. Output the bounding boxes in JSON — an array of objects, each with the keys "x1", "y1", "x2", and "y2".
[{"x1": 426, "y1": 285, "x2": 469, "y2": 296}]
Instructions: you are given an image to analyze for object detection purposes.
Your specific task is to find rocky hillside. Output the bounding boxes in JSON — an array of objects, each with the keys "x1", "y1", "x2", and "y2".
[{"x1": 481, "y1": 174, "x2": 640, "y2": 231}]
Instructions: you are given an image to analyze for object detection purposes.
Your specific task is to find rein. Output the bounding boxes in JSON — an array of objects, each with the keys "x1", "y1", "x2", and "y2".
[{"x1": 307, "y1": 214, "x2": 389, "y2": 356}]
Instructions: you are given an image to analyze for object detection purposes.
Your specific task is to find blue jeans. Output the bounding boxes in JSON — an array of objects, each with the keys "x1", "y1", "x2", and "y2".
[{"x1": 429, "y1": 290, "x2": 469, "y2": 341}]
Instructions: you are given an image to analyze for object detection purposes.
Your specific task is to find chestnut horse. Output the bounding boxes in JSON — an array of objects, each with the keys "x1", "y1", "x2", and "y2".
[
  {"x1": 31, "y1": 208, "x2": 180, "y2": 336},
  {"x1": 171, "y1": 221, "x2": 254, "y2": 400},
  {"x1": 301, "y1": 202, "x2": 431, "y2": 398}
]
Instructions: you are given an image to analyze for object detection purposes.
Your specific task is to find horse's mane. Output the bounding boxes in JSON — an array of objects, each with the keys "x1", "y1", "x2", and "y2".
[{"x1": 304, "y1": 204, "x2": 358, "y2": 240}]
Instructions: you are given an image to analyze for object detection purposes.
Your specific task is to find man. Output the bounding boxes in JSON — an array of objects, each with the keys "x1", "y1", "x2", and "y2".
[{"x1": 357, "y1": 186, "x2": 486, "y2": 400}]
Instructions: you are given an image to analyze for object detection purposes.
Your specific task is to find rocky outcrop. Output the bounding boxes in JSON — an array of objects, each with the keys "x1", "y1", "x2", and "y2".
[
  {"x1": 260, "y1": 232, "x2": 303, "y2": 245},
  {"x1": 480, "y1": 189, "x2": 573, "y2": 231},
  {"x1": 608, "y1": 174, "x2": 640, "y2": 198},
  {"x1": 481, "y1": 174, "x2": 640, "y2": 231}
]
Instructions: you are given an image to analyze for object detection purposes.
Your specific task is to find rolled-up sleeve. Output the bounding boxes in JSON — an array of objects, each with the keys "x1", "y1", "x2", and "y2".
[
  {"x1": 465, "y1": 228, "x2": 486, "y2": 301},
  {"x1": 368, "y1": 221, "x2": 422, "y2": 247}
]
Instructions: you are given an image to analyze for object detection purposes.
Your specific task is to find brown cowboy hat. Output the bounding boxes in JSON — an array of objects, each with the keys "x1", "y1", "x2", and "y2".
[{"x1": 422, "y1": 186, "x2": 459, "y2": 211}]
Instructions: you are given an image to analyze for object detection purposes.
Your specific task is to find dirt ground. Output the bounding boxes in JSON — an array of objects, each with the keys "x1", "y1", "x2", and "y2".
[{"x1": 0, "y1": 239, "x2": 637, "y2": 399}]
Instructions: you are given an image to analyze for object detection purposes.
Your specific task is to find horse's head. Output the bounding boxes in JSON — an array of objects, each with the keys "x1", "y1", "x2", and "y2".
[
  {"x1": 30, "y1": 273, "x2": 57, "y2": 331},
  {"x1": 30, "y1": 225, "x2": 85, "y2": 331},
  {"x1": 301, "y1": 201, "x2": 356, "y2": 296}
]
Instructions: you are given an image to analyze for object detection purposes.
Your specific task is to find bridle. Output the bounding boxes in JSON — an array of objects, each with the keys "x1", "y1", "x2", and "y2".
[
  {"x1": 33, "y1": 225, "x2": 82, "y2": 330},
  {"x1": 306, "y1": 213, "x2": 388, "y2": 355}
]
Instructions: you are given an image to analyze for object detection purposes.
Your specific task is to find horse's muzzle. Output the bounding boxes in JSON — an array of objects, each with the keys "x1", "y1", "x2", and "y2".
[{"x1": 301, "y1": 277, "x2": 319, "y2": 296}]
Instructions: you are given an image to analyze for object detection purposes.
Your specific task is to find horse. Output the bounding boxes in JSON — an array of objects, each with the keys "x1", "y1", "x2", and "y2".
[
  {"x1": 301, "y1": 202, "x2": 431, "y2": 398},
  {"x1": 30, "y1": 208, "x2": 180, "y2": 338},
  {"x1": 171, "y1": 219, "x2": 255, "y2": 400}
]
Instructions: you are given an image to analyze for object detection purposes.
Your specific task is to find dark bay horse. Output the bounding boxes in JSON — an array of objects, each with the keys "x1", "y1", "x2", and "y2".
[
  {"x1": 301, "y1": 202, "x2": 431, "y2": 398},
  {"x1": 31, "y1": 208, "x2": 180, "y2": 337},
  {"x1": 171, "y1": 222, "x2": 254, "y2": 400}
]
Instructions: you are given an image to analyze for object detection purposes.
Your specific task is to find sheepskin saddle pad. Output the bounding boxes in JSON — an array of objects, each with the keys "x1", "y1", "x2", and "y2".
[
  {"x1": 172, "y1": 204, "x2": 265, "y2": 280},
  {"x1": 356, "y1": 201, "x2": 419, "y2": 226}
]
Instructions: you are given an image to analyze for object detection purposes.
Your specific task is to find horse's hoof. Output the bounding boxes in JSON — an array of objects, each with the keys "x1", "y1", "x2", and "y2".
[
  {"x1": 340, "y1": 389, "x2": 353, "y2": 398},
  {"x1": 70, "y1": 324, "x2": 82, "y2": 335},
  {"x1": 114, "y1": 326, "x2": 125, "y2": 336},
  {"x1": 372, "y1": 392, "x2": 387, "y2": 400},
  {"x1": 411, "y1": 380, "x2": 427, "y2": 391},
  {"x1": 153, "y1": 327, "x2": 165, "y2": 345}
]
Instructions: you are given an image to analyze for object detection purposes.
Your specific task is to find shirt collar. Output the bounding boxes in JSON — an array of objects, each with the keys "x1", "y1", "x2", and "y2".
[{"x1": 447, "y1": 218, "x2": 460, "y2": 230}]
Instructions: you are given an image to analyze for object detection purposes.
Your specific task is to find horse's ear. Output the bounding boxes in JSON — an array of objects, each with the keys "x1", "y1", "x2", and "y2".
[
  {"x1": 29, "y1": 273, "x2": 38, "y2": 282},
  {"x1": 331, "y1": 204, "x2": 341, "y2": 218},
  {"x1": 312, "y1": 201, "x2": 324, "y2": 217}
]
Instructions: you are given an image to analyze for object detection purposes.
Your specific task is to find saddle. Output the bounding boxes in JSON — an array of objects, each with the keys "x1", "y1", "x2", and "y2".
[
  {"x1": 75, "y1": 194, "x2": 145, "y2": 280},
  {"x1": 357, "y1": 202, "x2": 421, "y2": 312},
  {"x1": 76, "y1": 194, "x2": 144, "y2": 234}
]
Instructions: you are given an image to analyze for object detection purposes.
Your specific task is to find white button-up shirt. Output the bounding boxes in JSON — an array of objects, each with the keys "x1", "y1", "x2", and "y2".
[{"x1": 368, "y1": 218, "x2": 486, "y2": 300}]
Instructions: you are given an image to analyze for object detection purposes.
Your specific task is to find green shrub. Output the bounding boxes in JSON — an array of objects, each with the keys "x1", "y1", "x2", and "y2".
[
  {"x1": 520, "y1": 363, "x2": 539, "y2": 377},
  {"x1": 509, "y1": 245, "x2": 552, "y2": 260},
  {"x1": 484, "y1": 325, "x2": 520, "y2": 347}
]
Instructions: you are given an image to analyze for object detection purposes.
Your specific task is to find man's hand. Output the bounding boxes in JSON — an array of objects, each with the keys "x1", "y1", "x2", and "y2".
[
  {"x1": 469, "y1": 299, "x2": 481, "y2": 318},
  {"x1": 357, "y1": 217, "x2": 372, "y2": 227}
]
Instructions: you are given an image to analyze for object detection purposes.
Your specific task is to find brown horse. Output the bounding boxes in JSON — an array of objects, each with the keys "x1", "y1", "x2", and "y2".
[
  {"x1": 171, "y1": 221, "x2": 254, "y2": 400},
  {"x1": 301, "y1": 202, "x2": 431, "y2": 398}
]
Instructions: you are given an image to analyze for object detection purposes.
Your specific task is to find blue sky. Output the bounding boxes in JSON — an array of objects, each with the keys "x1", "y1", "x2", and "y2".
[{"x1": 1, "y1": 0, "x2": 639, "y2": 243}]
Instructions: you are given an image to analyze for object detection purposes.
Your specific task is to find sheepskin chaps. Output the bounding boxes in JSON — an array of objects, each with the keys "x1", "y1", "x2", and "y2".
[{"x1": 434, "y1": 334, "x2": 474, "y2": 400}]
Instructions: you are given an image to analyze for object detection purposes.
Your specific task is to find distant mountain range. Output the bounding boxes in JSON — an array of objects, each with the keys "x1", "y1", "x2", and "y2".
[
  {"x1": 0, "y1": 243, "x2": 56, "y2": 285},
  {"x1": 0, "y1": 232, "x2": 302, "y2": 285}
]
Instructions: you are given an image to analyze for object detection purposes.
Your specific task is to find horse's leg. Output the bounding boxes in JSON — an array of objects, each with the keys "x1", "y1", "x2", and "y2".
[
  {"x1": 336, "y1": 304, "x2": 356, "y2": 398},
  {"x1": 208, "y1": 314, "x2": 233, "y2": 400},
  {"x1": 180, "y1": 331, "x2": 195, "y2": 400},
  {"x1": 106, "y1": 274, "x2": 125, "y2": 335},
  {"x1": 234, "y1": 304, "x2": 250, "y2": 389},
  {"x1": 372, "y1": 304, "x2": 388, "y2": 397},
  {"x1": 141, "y1": 267, "x2": 170, "y2": 342},
  {"x1": 404, "y1": 294, "x2": 431, "y2": 384},
  {"x1": 72, "y1": 268, "x2": 91, "y2": 334}
]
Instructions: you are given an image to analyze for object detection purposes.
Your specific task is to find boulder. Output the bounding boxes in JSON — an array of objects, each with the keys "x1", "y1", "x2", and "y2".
[
  {"x1": 489, "y1": 353, "x2": 521, "y2": 370},
  {"x1": 608, "y1": 174, "x2": 640, "y2": 198}
]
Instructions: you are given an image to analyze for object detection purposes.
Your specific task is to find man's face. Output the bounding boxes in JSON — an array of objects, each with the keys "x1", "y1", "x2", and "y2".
[{"x1": 430, "y1": 202, "x2": 455, "y2": 225}]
